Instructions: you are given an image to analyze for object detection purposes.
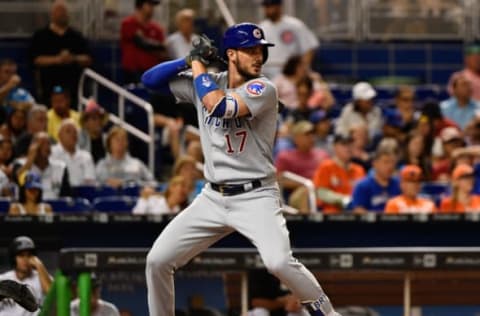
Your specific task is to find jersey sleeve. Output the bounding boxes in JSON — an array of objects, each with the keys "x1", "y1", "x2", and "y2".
[
  {"x1": 168, "y1": 72, "x2": 195, "y2": 104},
  {"x1": 351, "y1": 180, "x2": 370, "y2": 210},
  {"x1": 237, "y1": 78, "x2": 277, "y2": 118}
]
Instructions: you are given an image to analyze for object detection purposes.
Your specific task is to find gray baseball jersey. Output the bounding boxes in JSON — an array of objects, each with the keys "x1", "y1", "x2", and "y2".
[{"x1": 169, "y1": 71, "x2": 278, "y2": 184}]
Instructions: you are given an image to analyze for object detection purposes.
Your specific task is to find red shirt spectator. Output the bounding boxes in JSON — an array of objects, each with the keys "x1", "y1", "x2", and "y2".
[
  {"x1": 121, "y1": 0, "x2": 166, "y2": 83},
  {"x1": 276, "y1": 121, "x2": 329, "y2": 189}
]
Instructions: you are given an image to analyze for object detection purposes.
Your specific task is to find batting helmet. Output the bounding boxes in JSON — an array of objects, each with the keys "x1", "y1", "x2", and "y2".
[
  {"x1": 9, "y1": 236, "x2": 36, "y2": 266},
  {"x1": 222, "y1": 23, "x2": 274, "y2": 63}
]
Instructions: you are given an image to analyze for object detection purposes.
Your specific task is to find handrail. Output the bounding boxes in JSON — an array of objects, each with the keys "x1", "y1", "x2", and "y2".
[
  {"x1": 78, "y1": 68, "x2": 155, "y2": 174},
  {"x1": 213, "y1": 0, "x2": 236, "y2": 27},
  {"x1": 279, "y1": 171, "x2": 317, "y2": 214}
]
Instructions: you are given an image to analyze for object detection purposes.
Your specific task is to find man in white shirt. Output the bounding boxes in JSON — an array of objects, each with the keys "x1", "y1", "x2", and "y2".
[
  {"x1": 0, "y1": 236, "x2": 52, "y2": 316},
  {"x1": 70, "y1": 273, "x2": 119, "y2": 316},
  {"x1": 13, "y1": 132, "x2": 71, "y2": 199},
  {"x1": 166, "y1": 9, "x2": 199, "y2": 59},
  {"x1": 259, "y1": 0, "x2": 319, "y2": 79},
  {"x1": 51, "y1": 119, "x2": 96, "y2": 186}
]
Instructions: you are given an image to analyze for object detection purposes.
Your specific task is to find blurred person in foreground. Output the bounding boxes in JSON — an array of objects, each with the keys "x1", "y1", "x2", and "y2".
[
  {"x1": 8, "y1": 171, "x2": 52, "y2": 216},
  {"x1": 132, "y1": 175, "x2": 189, "y2": 215},
  {"x1": 0, "y1": 236, "x2": 52, "y2": 315},
  {"x1": 313, "y1": 134, "x2": 365, "y2": 214},
  {"x1": 351, "y1": 148, "x2": 400, "y2": 213},
  {"x1": 78, "y1": 99, "x2": 109, "y2": 163},
  {"x1": 51, "y1": 119, "x2": 96, "y2": 186},
  {"x1": 30, "y1": 0, "x2": 92, "y2": 104},
  {"x1": 96, "y1": 126, "x2": 154, "y2": 188},
  {"x1": 384, "y1": 165, "x2": 436, "y2": 214},
  {"x1": 166, "y1": 9, "x2": 199, "y2": 60},
  {"x1": 259, "y1": 0, "x2": 319, "y2": 79},
  {"x1": 121, "y1": 0, "x2": 167, "y2": 84},
  {"x1": 440, "y1": 164, "x2": 480, "y2": 213},
  {"x1": 70, "y1": 273, "x2": 119, "y2": 316}
]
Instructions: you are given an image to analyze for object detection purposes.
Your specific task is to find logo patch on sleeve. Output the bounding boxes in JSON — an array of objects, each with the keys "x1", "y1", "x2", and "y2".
[{"x1": 246, "y1": 80, "x2": 266, "y2": 96}]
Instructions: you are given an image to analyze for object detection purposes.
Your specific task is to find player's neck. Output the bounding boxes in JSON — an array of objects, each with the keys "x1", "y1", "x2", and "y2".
[{"x1": 227, "y1": 67, "x2": 247, "y2": 89}]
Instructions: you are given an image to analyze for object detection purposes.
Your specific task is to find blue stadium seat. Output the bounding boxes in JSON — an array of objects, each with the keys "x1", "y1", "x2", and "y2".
[
  {"x1": 93, "y1": 196, "x2": 137, "y2": 213},
  {"x1": 73, "y1": 185, "x2": 119, "y2": 202},
  {"x1": 121, "y1": 184, "x2": 142, "y2": 197},
  {"x1": 0, "y1": 197, "x2": 11, "y2": 213},
  {"x1": 45, "y1": 198, "x2": 92, "y2": 213},
  {"x1": 421, "y1": 182, "x2": 450, "y2": 196}
]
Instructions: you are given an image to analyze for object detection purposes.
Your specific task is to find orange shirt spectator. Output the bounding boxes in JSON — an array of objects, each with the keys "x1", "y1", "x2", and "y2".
[
  {"x1": 313, "y1": 135, "x2": 365, "y2": 213},
  {"x1": 121, "y1": 0, "x2": 166, "y2": 83},
  {"x1": 439, "y1": 164, "x2": 480, "y2": 213},
  {"x1": 385, "y1": 165, "x2": 436, "y2": 214}
]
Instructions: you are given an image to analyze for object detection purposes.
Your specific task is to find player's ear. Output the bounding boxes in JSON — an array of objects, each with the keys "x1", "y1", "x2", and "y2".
[{"x1": 226, "y1": 48, "x2": 235, "y2": 60}]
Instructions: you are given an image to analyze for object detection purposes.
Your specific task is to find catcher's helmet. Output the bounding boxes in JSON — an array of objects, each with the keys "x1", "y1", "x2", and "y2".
[
  {"x1": 9, "y1": 236, "x2": 36, "y2": 266},
  {"x1": 222, "y1": 23, "x2": 274, "y2": 63}
]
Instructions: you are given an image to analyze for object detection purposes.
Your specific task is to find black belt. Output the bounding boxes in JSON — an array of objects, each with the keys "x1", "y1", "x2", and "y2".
[{"x1": 210, "y1": 179, "x2": 262, "y2": 196}]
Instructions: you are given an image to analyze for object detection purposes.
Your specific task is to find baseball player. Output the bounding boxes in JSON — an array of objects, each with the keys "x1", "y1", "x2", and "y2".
[
  {"x1": 0, "y1": 236, "x2": 50, "y2": 315},
  {"x1": 142, "y1": 23, "x2": 341, "y2": 316}
]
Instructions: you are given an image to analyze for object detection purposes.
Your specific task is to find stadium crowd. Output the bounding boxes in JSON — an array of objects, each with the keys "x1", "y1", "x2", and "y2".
[{"x1": 0, "y1": 0, "x2": 479, "y2": 220}]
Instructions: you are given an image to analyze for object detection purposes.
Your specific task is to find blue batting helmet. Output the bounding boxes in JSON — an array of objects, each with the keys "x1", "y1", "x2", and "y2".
[{"x1": 222, "y1": 23, "x2": 274, "y2": 63}]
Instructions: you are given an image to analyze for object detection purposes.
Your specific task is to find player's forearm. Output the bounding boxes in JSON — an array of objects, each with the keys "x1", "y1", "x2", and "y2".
[
  {"x1": 191, "y1": 60, "x2": 225, "y2": 112},
  {"x1": 141, "y1": 58, "x2": 187, "y2": 90},
  {"x1": 35, "y1": 262, "x2": 53, "y2": 294}
]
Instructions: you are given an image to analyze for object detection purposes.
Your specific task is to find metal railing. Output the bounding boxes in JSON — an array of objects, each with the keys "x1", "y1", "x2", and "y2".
[
  {"x1": 279, "y1": 171, "x2": 317, "y2": 214},
  {"x1": 78, "y1": 68, "x2": 155, "y2": 174}
]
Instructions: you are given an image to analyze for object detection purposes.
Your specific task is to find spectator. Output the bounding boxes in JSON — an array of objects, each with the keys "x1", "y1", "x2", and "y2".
[
  {"x1": 51, "y1": 119, "x2": 96, "y2": 186},
  {"x1": 309, "y1": 110, "x2": 332, "y2": 152},
  {"x1": 448, "y1": 44, "x2": 480, "y2": 101},
  {"x1": 440, "y1": 164, "x2": 480, "y2": 213},
  {"x1": 248, "y1": 269, "x2": 308, "y2": 316},
  {"x1": 432, "y1": 127, "x2": 466, "y2": 181},
  {"x1": 0, "y1": 236, "x2": 52, "y2": 314},
  {"x1": 274, "y1": 56, "x2": 334, "y2": 111},
  {"x1": 284, "y1": 78, "x2": 315, "y2": 123},
  {"x1": 351, "y1": 148, "x2": 401, "y2": 213},
  {"x1": 349, "y1": 123, "x2": 372, "y2": 172},
  {"x1": 96, "y1": 126, "x2": 154, "y2": 188},
  {"x1": 47, "y1": 85, "x2": 80, "y2": 141},
  {"x1": 335, "y1": 82, "x2": 383, "y2": 142},
  {"x1": 382, "y1": 110, "x2": 406, "y2": 145},
  {"x1": 399, "y1": 132, "x2": 432, "y2": 180},
  {"x1": 0, "y1": 108, "x2": 27, "y2": 144},
  {"x1": 385, "y1": 165, "x2": 436, "y2": 214},
  {"x1": 313, "y1": 134, "x2": 365, "y2": 214},
  {"x1": 13, "y1": 132, "x2": 71, "y2": 199},
  {"x1": 259, "y1": 0, "x2": 319, "y2": 79},
  {"x1": 8, "y1": 171, "x2": 52, "y2": 216},
  {"x1": 441, "y1": 74, "x2": 480, "y2": 130},
  {"x1": 70, "y1": 273, "x2": 120, "y2": 316},
  {"x1": 0, "y1": 59, "x2": 35, "y2": 116},
  {"x1": 276, "y1": 121, "x2": 329, "y2": 190},
  {"x1": 78, "y1": 99, "x2": 109, "y2": 163},
  {"x1": 391, "y1": 85, "x2": 418, "y2": 135},
  {"x1": 166, "y1": 9, "x2": 199, "y2": 59},
  {"x1": 132, "y1": 175, "x2": 189, "y2": 215},
  {"x1": 172, "y1": 155, "x2": 203, "y2": 201},
  {"x1": 0, "y1": 136, "x2": 14, "y2": 197},
  {"x1": 30, "y1": 0, "x2": 92, "y2": 104},
  {"x1": 120, "y1": 0, "x2": 167, "y2": 84},
  {"x1": 14, "y1": 104, "x2": 48, "y2": 158}
]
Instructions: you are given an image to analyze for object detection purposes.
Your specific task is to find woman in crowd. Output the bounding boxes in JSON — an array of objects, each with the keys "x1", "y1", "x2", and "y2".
[
  {"x1": 8, "y1": 171, "x2": 52, "y2": 215},
  {"x1": 78, "y1": 99, "x2": 109, "y2": 163},
  {"x1": 0, "y1": 108, "x2": 27, "y2": 143},
  {"x1": 96, "y1": 126, "x2": 154, "y2": 188},
  {"x1": 132, "y1": 176, "x2": 189, "y2": 215}
]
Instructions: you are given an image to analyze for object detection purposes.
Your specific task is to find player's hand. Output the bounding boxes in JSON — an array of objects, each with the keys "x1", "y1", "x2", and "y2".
[
  {"x1": 28, "y1": 256, "x2": 42, "y2": 270},
  {"x1": 284, "y1": 295, "x2": 302, "y2": 312},
  {"x1": 185, "y1": 34, "x2": 218, "y2": 66}
]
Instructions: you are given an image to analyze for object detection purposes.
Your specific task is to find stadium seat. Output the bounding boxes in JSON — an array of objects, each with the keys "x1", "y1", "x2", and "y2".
[
  {"x1": 45, "y1": 198, "x2": 92, "y2": 213},
  {"x1": 73, "y1": 185, "x2": 119, "y2": 202},
  {"x1": 421, "y1": 182, "x2": 450, "y2": 196},
  {"x1": 0, "y1": 197, "x2": 11, "y2": 213},
  {"x1": 93, "y1": 196, "x2": 137, "y2": 213}
]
